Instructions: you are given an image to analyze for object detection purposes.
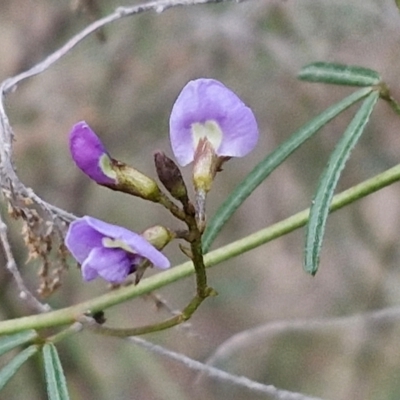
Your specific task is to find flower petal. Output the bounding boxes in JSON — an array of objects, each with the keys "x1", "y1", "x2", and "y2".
[
  {"x1": 123, "y1": 234, "x2": 170, "y2": 270},
  {"x1": 169, "y1": 79, "x2": 259, "y2": 165},
  {"x1": 84, "y1": 216, "x2": 170, "y2": 269},
  {"x1": 217, "y1": 101, "x2": 259, "y2": 158},
  {"x1": 82, "y1": 247, "x2": 131, "y2": 283},
  {"x1": 69, "y1": 121, "x2": 116, "y2": 184},
  {"x1": 65, "y1": 218, "x2": 104, "y2": 264}
]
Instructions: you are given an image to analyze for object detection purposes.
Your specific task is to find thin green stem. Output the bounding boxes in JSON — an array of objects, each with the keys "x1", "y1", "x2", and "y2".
[
  {"x1": 387, "y1": 96, "x2": 400, "y2": 116},
  {"x1": 157, "y1": 192, "x2": 187, "y2": 221},
  {"x1": 0, "y1": 163, "x2": 400, "y2": 335},
  {"x1": 190, "y1": 236, "x2": 209, "y2": 298},
  {"x1": 84, "y1": 293, "x2": 213, "y2": 337},
  {"x1": 181, "y1": 195, "x2": 210, "y2": 299},
  {"x1": 46, "y1": 322, "x2": 83, "y2": 344},
  {"x1": 377, "y1": 82, "x2": 400, "y2": 116}
]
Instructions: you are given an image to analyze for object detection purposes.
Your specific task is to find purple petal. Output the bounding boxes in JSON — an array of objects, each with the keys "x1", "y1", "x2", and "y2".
[
  {"x1": 84, "y1": 217, "x2": 170, "y2": 270},
  {"x1": 169, "y1": 79, "x2": 259, "y2": 166},
  {"x1": 82, "y1": 247, "x2": 131, "y2": 283},
  {"x1": 65, "y1": 218, "x2": 104, "y2": 264},
  {"x1": 69, "y1": 121, "x2": 116, "y2": 184},
  {"x1": 123, "y1": 234, "x2": 170, "y2": 270}
]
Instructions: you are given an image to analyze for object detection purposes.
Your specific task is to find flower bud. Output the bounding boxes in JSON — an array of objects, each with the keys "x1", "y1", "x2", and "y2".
[
  {"x1": 154, "y1": 152, "x2": 188, "y2": 202},
  {"x1": 69, "y1": 121, "x2": 162, "y2": 202},
  {"x1": 141, "y1": 225, "x2": 175, "y2": 250},
  {"x1": 69, "y1": 121, "x2": 117, "y2": 185}
]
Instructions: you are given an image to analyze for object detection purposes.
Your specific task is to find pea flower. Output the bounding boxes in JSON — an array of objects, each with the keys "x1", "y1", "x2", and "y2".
[
  {"x1": 69, "y1": 121, "x2": 117, "y2": 185},
  {"x1": 169, "y1": 78, "x2": 259, "y2": 167},
  {"x1": 65, "y1": 216, "x2": 170, "y2": 284},
  {"x1": 69, "y1": 121, "x2": 161, "y2": 201},
  {"x1": 169, "y1": 79, "x2": 258, "y2": 230}
]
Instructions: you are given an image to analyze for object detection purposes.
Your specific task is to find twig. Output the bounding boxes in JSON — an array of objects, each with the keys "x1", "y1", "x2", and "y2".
[
  {"x1": 1, "y1": 0, "x2": 243, "y2": 96},
  {"x1": 128, "y1": 337, "x2": 327, "y2": 400},
  {"x1": 205, "y1": 305, "x2": 400, "y2": 368},
  {"x1": 0, "y1": 203, "x2": 51, "y2": 313}
]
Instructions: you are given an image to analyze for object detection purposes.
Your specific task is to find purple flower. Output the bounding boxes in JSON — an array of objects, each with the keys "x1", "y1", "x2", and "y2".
[
  {"x1": 169, "y1": 79, "x2": 259, "y2": 166},
  {"x1": 65, "y1": 216, "x2": 170, "y2": 283},
  {"x1": 69, "y1": 121, "x2": 117, "y2": 184}
]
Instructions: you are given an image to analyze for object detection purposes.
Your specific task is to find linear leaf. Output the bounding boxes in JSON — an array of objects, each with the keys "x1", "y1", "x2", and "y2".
[
  {"x1": 43, "y1": 343, "x2": 70, "y2": 400},
  {"x1": 304, "y1": 91, "x2": 379, "y2": 275},
  {"x1": 298, "y1": 62, "x2": 381, "y2": 87},
  {"x1": 0, "y1": 345, "x2": 38, "y2": 391},
  {"x1": 0, "y1": 330, "x2": 38, "y2": 357},
  {"x1": 202, "y1": 87, "x2": 373, "y2": 253}
]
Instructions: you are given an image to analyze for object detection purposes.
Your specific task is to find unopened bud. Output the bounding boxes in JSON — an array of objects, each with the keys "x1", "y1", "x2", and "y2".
[
  {"x1": 141, "y1": 225, "x2": 175, "y2": 250},
  {"x1": 154, "y1": 152, "x2": 188, "y2": 202},
  {"x1": 69, "y1": 121, "x2": 117, "y2": 185},
  {"x1": 69, "y1": 121, "x2": 162, "y2": 202}
]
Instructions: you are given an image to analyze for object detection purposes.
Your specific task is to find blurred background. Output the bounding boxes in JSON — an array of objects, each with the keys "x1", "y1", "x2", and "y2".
[{"x1": 1, "y1": 0, "x2": 400, "y2": 399}]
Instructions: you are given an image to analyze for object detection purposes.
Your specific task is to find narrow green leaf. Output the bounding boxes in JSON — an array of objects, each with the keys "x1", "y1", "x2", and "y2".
[
  {"x1": 0, "y1": 330, "x2": 38, "y2": 357},
  {"x1": 305, "y1": 91, "x2": 379, "y2": 275},
  {"x1": 43, "y1": 343, "x2": 70, "y2": 400},
  {"x1": 298, "y1": 62, "x2": 381, "y2": 87},
  {"x1": 0, "y1": 345, "x2": 38, "y2": 391},
  {"x1": 202, "y1": 87, "x2": 373, "y2": 253}
]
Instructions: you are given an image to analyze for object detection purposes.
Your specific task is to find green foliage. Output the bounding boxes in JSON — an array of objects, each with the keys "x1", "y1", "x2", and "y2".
[
  {"x1": 43, "y1": 343, "x2": 70, "y2": 400},
  {"x1": 304, "y1": 91, "x2": 379, "y2": 275},
  {"x1": 0, "y1": 345, "x2": 38, "y2": 391},
  {"x1": 203, "y1": 87, "x2": 372, "y2": 252},
  {"x1": 298, "y1": 62, "x2": 381, "y2": 87},
  {"x1": 0, "y1": 331, "x2": 39, "y2": 392},
  {"x1": 0, "y1": 330, "x2": 38, "y2": 357}
]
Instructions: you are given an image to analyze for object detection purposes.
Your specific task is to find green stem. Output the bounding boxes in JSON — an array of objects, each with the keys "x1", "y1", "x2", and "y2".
[
  {"x1": 387, "y1": 96, "x2": 400, "y2": 116},
  {"x1": 157, "y1": 192, "x2": 187, "y2": 221},
  {"x1": 85, "y1": 292, "x2": 214, "y2": 337},
  {"x1": 191, "y1": 236, "x2": 209, "y2": 298},
  {"x1": 0, "y1": 163, "x2": 400, "y2": 335},
  {"x1": 182, "y1": 197, "x2": 210, "y2": 299},
  {"x1": 378, "y1": 82, "x2": 400, "y2": 116},
  {"x1": 46, "y1": 322, "x2": 83, "y2": 344}
]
